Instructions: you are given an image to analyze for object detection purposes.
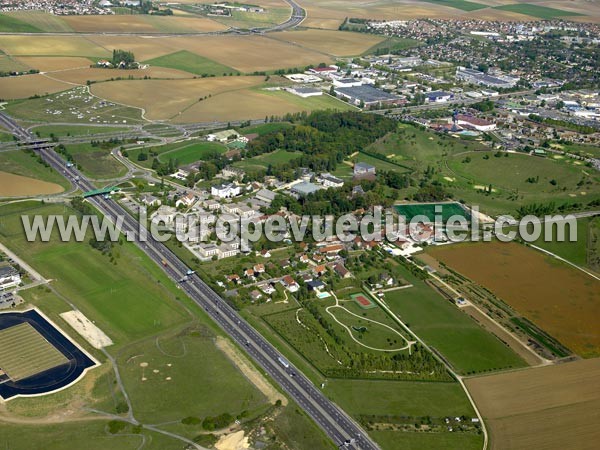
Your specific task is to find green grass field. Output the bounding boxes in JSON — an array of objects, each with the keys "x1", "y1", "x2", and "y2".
[
  {"x1": 420, "y1": 0, "x2": 488, "y2": 11},
  {"x1": 31, "y1": 125, "x2": 130, "y2": 138},
  {"x1": 353, "y1": 152, "x2": 412, "y2": 174},
  {"x1": 365, "y1": 36, "x2": 422, "y2": 55},
  {"x1": 0, "y1": 323, "x2": 68, "y2": 381},
  {"x1": 493, "y1": 3, "x2": 585, "y2": 19},
  {"x1": 0, "y1": 150, "x2": 70, "y2": 189},
  {"x1": 144, "y1": 50, "x2": 237, "y2": 76},
  {"x1": 326, "y1": 379, "x2": 483, "y2": 450},
  {"x1": 0, "y1": 202, "x2": 189, "y2": 345},
  {"x1": 3, "y1": 11, "x2": 73, "y2": 32},
  {"x1": 384, "y1": 266, "x2": 527, "y2": 374},
  {"x1": 157, "y1": 141, "x2": 227, "y2": 165},
  {"x1": 0, "y1": 13, "x2": 42, "y2": 32},
  {"x1": 444, "y1": 151, "x2": 600, "y2": 215},
  {"x1": 67, "y1": 143, "x2": 127, "y2": 179},
  {"x1": 529, "y1": 217, "x2": 599, "y2": 273},
  {"x1": 370, "y1": 431, "x2": 483, "y2": 450},
  {"x1": 118, "y1": 327, "x2": 267, "y2": 423},
  {"x1": 210, "y1": 7, "x2": 291, "y2": 29},
  {"x1": 233, "y1": 149, "x2": 301, "y2": 171}
]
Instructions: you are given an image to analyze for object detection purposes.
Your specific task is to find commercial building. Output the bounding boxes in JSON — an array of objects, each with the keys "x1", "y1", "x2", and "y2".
[
  {"x1": 456, "y1": 67, "x2": 519, "y2": 89},
  {"x1": 334, "y1": 85, "x2": 401, "y2": 107},
  {"x1": 211, "y1": 183, "x2": 241, "y2": 199},
  {"x1": 287, "y1": 87, "x2": 323, "y2": 98},
  {"x1": 291, "y1": 182, "x2": 321, "y2": 197},
  {"x1": 0, "y1": 266, "x2": 21, "y2": 291}
]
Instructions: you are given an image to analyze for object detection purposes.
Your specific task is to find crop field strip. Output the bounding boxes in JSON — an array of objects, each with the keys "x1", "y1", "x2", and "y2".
[{"x1": 0, "y1": 323, "x2": 68, "y2": 381}]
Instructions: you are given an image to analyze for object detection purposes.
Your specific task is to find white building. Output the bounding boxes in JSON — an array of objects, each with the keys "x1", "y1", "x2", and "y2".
[
  {"x1": 287, "y1": 87, "x2": 323, "y2": 98},
  {"x1": 317, "y1": 173, "x2": 344, "y2": 188},
  {"x1": 211, "y1": 183, "x2": 241, "y2": 199},
  {"x1": 0, "y1": 266, "x2": 21, "y2": 291},
  {"x1": 207, "y1": 129, "x2": 240, "y2": 142}
]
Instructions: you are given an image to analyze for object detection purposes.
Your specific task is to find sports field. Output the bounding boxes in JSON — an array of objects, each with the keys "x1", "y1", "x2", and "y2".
[
  {"x1": 0, "y1": 323, "x2": 68, "y2": 381},
  {"x1": 351, "y1": 292, "x2": 376, "y2": 309},
  {"x1": 395, "y1": 202, "x2": 470, "y2": 223},
  {"x1": 428, "y1": 241, "x2": 600, "y2": 358},
  {"x1": 466, "y1": 358, "x2": 600, "y2": 450}
]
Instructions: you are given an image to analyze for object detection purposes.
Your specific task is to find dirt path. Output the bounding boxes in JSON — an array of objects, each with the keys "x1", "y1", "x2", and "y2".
[{"x1": 215, "y1": 336, "x2": 287, "y2": 406}]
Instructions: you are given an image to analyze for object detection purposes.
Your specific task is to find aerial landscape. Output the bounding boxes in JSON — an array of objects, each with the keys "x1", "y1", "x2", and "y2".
[{"x1": 0, "y1": 0, "x2": 598, "y2": 449}]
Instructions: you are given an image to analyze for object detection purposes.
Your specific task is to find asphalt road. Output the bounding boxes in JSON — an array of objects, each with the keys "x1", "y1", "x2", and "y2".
[{"x1": 0, "y1": 111, "x2": 379, "y2": 450}]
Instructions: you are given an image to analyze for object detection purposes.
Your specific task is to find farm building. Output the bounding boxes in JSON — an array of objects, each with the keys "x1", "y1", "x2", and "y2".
[{"x1": 334, "y1": 85, "x2": 401, "y2": 107}]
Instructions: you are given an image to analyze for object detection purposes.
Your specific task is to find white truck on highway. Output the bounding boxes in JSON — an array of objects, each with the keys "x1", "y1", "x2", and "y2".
[{"x1": 278, "y1": 356, "x2": 290, "y2": 369}]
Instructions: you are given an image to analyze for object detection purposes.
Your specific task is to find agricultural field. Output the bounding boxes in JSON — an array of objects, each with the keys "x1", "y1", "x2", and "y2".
[
  {"x1": 493, "y1": 3, "x2": 586, "y2": 19},
  {"x1": 174, "y1": 89, "x2": 353, "y2": 124},
  {"x1": 428, "y1": 241, "x2": 600, "y2": 358},
  {"x1": 144, "y1": 50, "x2": 237, "y2": 77},
  {"x1": 0, "y1": 172, "x2": 64, "y2": 197},
  {"x1": 1, "y1": 11, "x2": 73, "y2": 32},
  {"x1": 0, "y1": 74, "x2": 70, "y2": 100},
  {"x1": 0, "y1": 13, "x2": 42, "y2": 33},
  {"x1": 90, "y1": 76, "x2": 264, "y2": 121},
  {"x1": 166, "y1": 34, "x2": 331, "y2": 73},
  {"x1": 466, "y1": 358, "x2": 600, "y2": 450},
  {"x1": 420, "y1": 0, "x2": 488, "y2": 12},
  {"x1": 383, "y1": 264, "x2": 527, "y2": 374},
  {"x1": 0, "y1": 149, "x2": 69, "y2": 191},
  {"x1": 13, "y1": 56, "x2": 92, "y2": 72},
  {"x1": 272, "y1": 30, "x2": 386, "y2": 56},
  {"x1": 61, "y1": 15, "x2": 227, "y2": 33},
  {"x1": 0, "y1": 35, "x2": 110, "y2": 58}
]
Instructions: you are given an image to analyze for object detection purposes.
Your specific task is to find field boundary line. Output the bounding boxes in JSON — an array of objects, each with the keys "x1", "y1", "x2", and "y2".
[{"x1": 528, "y1": 243, "x2": 600, "y2": 282}]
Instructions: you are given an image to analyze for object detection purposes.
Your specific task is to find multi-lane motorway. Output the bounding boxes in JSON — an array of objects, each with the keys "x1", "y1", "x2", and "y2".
[{"x1": 0, "y1": 112, "x2": 378, "y2": 450}]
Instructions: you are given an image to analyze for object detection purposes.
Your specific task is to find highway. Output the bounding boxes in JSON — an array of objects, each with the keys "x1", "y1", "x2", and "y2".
[{"x1": 0, "y1": 112, "x2": 379, "y2": 450}]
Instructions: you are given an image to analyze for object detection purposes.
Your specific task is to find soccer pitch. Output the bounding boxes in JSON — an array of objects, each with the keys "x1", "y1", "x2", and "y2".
[{"x1": 0, "y1": 323, "x2": 68, "y2": 381}]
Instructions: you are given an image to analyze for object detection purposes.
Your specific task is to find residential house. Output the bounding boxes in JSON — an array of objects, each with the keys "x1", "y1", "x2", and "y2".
[
  {"x1": 211, "y1": 183, "x2": 241, "y2": 199},
  {"x1": 334, "y1": 264, "x2": 352, "y2": 279},
  {"x1": 281, "y1": 275, "x2": 299, "y2": 293}
]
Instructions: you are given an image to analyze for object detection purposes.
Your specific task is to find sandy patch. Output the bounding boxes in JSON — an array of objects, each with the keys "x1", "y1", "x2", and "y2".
[
  {"x1": 473, "y1": 184, "x2": 497, "y2": 192},
  {"x1": 0, "y1": 171, "x2": 63, "y2": 197},
  {"x1": 215, "y1": 430, "x2": 249, "y2": 450},
  {"x1": 443, "y1": 176, "x2": 455, "y2": 182},
  {"x1": 215, "y1": 336, "x2": 286, "y2": 406},
  {"x1": 60, "y1": 310, "x2": 113, "y2": 349}
]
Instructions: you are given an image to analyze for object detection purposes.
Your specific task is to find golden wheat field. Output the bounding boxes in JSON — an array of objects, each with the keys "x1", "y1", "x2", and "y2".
[
  {"x1": 271, "y1": 30, "x2": 385, "y2": 56},
  {"x1": 466, "y1": 359, "x2": 600, "y2": 450},
  {"x1": 0, "y1": 74, "x2": 70, "y2": 100},
  {"x1": 90, "y1": 76, "x2": 265, "y2": 120}
]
